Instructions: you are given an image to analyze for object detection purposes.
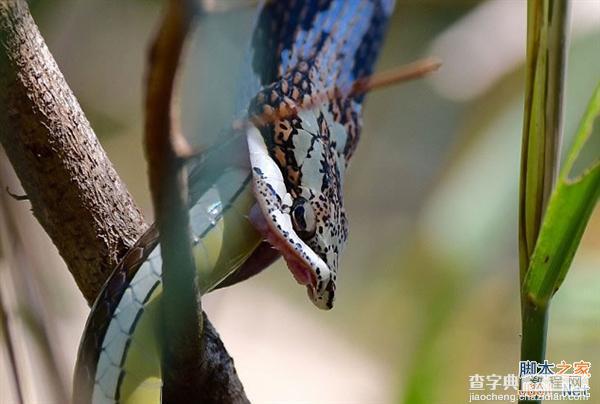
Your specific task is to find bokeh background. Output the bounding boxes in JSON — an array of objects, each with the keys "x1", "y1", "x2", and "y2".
[{"x1": 1, "y1": 1, "x2": 599, "y2": 403}]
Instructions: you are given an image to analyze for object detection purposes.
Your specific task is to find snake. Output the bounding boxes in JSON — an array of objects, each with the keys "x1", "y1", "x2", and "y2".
[{"x1": 73, "y1": 1, "x2": 395, "y2": 403}]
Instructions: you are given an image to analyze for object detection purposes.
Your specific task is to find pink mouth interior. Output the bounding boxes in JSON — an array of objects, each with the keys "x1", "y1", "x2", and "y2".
[{"x1": 249, "y1": 204, "x2": 317, "y2": 288}]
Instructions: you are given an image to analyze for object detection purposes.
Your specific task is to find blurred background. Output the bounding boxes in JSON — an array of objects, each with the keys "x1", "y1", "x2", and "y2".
[{"x1": 1, "y1": 0, "x2": 599, "y2": 403}]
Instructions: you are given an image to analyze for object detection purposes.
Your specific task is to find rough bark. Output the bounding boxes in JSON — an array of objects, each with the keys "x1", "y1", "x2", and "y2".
[
  {"x1": 199, "y1": 314, "x2": 249, "y2": 403},
  {"x1": 0, "y1": 0, "x2": 148, "y2": 304},
  {"x1": 0, "y1": 1, "x2": 248, "y2": 402}
]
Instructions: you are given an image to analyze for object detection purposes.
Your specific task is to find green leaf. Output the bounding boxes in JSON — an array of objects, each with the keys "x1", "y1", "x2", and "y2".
[
  {"x1": 518, "y1": 0, "x2": 568, "y2": 283},
  {"x1": 522, "y1": 83, "x2": 600, "y2": 307}
]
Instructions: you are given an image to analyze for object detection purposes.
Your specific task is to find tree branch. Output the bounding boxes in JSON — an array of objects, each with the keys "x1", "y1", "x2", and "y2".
[
  {"x1": 0, "y1": 0, "x2": 248, "y2": 401},
  {"x1": 144, "y1": 0, "x2": 209, "y2": 402},
  {"x1": 0, "y1": 0, "x2": 148, "y2": 304}
]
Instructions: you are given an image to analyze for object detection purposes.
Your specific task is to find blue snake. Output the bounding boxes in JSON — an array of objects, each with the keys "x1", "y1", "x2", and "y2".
[{"x1": 73, "y1": 1, "x2": 395, "y2": 402}]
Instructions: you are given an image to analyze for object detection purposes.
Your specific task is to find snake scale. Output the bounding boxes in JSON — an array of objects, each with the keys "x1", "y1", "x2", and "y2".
[{"x1": 73, "y1": 1, "x2": 395, "y2": 402}]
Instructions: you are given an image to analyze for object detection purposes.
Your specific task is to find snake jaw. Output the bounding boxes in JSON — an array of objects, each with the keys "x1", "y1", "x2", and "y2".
[
  {"x1": 248, "y1": 203, "x2": 330, "y2": 296},
  {"x1": 247, "y1": 126, "x2": 335, "y2": 309}
]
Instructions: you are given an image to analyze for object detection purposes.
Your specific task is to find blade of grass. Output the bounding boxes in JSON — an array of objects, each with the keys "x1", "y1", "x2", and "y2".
[
  {"x1": 518, "y1": 1, "x2": 570, "y2": 402},
  {"x1": 518, "y1": 0, "x2": 569, "y2": 283},
  {"x1": 522, "y1": 84, "x2": 599, "y2": 307},
  {"x1": 519, "y1": 82, "x2": 598, "y2": 404}
]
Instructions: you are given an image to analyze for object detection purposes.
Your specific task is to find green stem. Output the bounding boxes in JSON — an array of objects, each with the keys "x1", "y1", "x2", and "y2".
[
  {"x1": 519, "y1": 298, "x2": 548, "y2": 404},
  {"x1": 519, "y1": 0, "x2": 570, "y2": 283},
  {"x1": 518, "y1": 1, "x2": 569, "y2": 402},
  {"x1": 520, "y1": 300, "x2": 548, "y2": 362}
]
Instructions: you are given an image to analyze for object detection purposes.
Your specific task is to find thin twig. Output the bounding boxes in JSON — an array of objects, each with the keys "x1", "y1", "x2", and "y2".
[
  {"x1": 235, "y1": 57, "x2": 442, "y2": 129},
  {"x1": 350, "y1": 57, "x2": 442, "y2": 95},
  {"x1": 5, "y1": 186, "x2": 28, "y2": 201}
]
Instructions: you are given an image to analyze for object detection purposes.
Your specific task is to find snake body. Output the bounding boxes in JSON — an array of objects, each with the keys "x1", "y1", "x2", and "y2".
[{"x1": 74, "y1": 1, "x2": 394, "y2": 402}]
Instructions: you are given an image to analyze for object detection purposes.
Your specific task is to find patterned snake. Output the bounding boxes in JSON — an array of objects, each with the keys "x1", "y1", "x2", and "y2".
[{"x1": 73, "y1": 1, "x2": 395, "y2": 402}]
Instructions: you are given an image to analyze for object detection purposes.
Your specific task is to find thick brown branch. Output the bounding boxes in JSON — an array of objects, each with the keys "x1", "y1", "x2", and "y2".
[
  {"x1": 0, "y1": 0, "x2": 148, "y2": 304},
  {"x1": 0, "y1": 1, "x2": 248, "y2": 402}
]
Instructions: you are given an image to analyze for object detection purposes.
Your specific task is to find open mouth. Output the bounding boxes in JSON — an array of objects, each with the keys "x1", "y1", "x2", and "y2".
[
  {"x1": 248, "y1": 201, "x2": 333, "y2": 309},
  {"x1": 249, "y1": 204, "x2": 317, "y2": 287},
  {"x1": 246, "y1": 126, "x2": 333, "y2": 309}
]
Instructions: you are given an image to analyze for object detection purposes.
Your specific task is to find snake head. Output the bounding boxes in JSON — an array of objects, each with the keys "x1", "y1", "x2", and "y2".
[{"x1": 246, "y1": 95, "x2": 351, "y2": 310}]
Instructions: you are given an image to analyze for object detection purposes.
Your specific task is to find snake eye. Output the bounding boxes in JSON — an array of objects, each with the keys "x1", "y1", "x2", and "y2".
[{"x1": 291, "y1": 198, "x2": 316, "y2": 239}]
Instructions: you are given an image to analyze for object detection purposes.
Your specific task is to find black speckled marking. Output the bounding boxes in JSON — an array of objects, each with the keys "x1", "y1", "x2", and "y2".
[{"x1": 247, "y1": 0, "x2": 394, "y2": 307}]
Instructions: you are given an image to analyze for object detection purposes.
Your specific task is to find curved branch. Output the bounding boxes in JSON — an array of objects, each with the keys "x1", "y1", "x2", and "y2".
[
  {"x1": 144, "y1": 0, "x2": 205, "y2": 401},
  {"x1": 144, "y1": 1, "x2": 249, "y2": 401}
]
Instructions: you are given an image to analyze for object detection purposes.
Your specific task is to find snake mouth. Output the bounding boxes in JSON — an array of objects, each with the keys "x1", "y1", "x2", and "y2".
[
  {"x1": 248, "y1": 202, "x2": 333, "y2": 310},
  {"x1": 249, "y1": 204, "x2": 317, "y2": 287},
  {"x1": 246, "y1": 126, "x2": 334, "y2": 309}
]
